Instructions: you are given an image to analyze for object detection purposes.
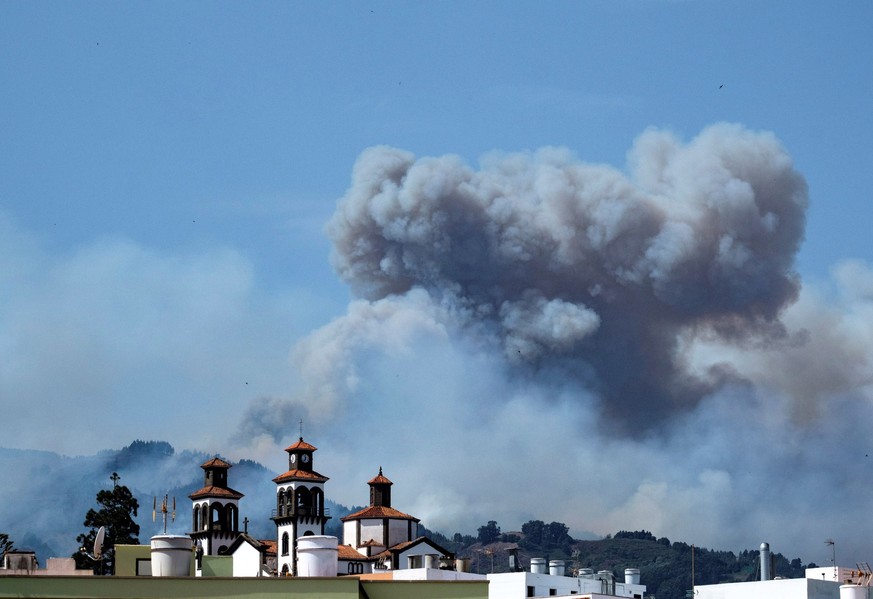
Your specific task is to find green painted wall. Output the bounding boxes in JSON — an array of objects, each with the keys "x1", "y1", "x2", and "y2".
[
  {"x1": 202, "y1": 556, "x2": 233, "y2": 577},
  {"x1": 0, "y1": 575, "x2": 488, "y2": 599},
  {"x1": 115, "y1": 545, "x2": 152, "y2": 577},
  {"x1": 0, "y1": 576, "x2": 362, "y2": 599}
]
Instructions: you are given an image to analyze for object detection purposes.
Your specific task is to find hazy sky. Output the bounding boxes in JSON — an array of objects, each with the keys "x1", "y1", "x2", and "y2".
[{"x1": 2, "y1": 1, "x2": 873, "y2": 567}]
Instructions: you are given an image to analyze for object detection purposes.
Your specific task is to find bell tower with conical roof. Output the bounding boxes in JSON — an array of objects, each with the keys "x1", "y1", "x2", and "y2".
[
  {"x1": 272, "y1": 437, "x2": 330, "y2": 576},
  {"x1": 369, "y1": 467, "x2": 392, "y2": 508},
  {"x1": 189, "y1": 457, "x2": 244, "y2": 559}
]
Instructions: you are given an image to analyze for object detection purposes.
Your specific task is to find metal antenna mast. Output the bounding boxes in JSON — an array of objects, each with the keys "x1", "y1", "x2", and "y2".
[{"x1": 153, "y1": 495, "x2": 176, "y2": 534}]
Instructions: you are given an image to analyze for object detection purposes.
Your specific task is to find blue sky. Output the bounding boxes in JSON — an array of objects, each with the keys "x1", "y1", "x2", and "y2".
[{"x1": 2, "y1": 1, "x2": 873, "y2": 565}]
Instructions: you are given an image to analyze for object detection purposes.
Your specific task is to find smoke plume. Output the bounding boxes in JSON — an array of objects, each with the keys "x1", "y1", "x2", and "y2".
[
  {"x1": 324, "y1": 123, "x2": 807, "y2": 428},
  {"x1": 234, "y1": 124, "x2": 873, "y2": 564}
]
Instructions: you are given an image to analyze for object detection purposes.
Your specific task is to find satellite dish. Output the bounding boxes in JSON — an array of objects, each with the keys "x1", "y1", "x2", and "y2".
[{"x1": 93, "y1": 526, "x2": 106, "y2": 559}]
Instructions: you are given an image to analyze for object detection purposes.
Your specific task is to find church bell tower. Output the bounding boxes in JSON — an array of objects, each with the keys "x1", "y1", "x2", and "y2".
[
  {"x1": 272, "y1": 437, "x2": 330, "y2": 576},
  {"x1": 189, "y1": 457, "x2": 244, "y2": 559}
]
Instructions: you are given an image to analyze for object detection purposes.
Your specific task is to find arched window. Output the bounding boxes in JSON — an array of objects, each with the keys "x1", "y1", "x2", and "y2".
[
  {"x1": 296, "y1": 487, "x2": 312, "y2": 515},
  {"x1": 281, "y1": 564, "x2": 289, "y2": 575},
  {"x1": 303, "y1": 530, "x2": 314, "y2": 536},
  {"x1": 192, "y1": 506, "x2": 200, "y2": 532},
  {"x1": 227, "y1": 504, "x2": 238, "y2": 531},
  {"x1": 210, "y1": 504, "x2": 224, "y2": 531},
  {"x1": 281, "y1": 532, "x2": 289, "y2": 556},
  {"x1": 277, "y1": 490, "x2": 286, "y2": 516},
  {"x1": 201, "y1": 505, "x2": 208, "y2": 531}
]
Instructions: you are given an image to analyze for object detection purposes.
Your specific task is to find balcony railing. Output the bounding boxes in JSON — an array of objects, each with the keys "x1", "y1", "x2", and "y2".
[{"x1": 271, "y1": 506, "x2": 330, "y2": 518}]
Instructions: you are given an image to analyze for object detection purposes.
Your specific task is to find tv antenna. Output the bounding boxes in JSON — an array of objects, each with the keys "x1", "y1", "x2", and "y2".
[{"x1": 153, "y1": 495, "x2": 176, "y2": 534}]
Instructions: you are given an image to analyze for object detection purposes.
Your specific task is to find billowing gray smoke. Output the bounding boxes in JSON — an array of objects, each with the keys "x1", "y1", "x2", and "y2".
[{"x1": 326, "y1": 123, "x2": 808, "y2": 428}]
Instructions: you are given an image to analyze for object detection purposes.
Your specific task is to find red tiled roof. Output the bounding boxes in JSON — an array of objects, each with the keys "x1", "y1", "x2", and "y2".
[
  {"x1": 359, "y1": 540, "x2": 384, "y2": 547},
  {"x1": 341, "y1": 505, "x2": 418, "y2": 522},
  {"x1": 368, "y1": 468, "x2": 392, "y2": 485},
  {"x1": 272, "y1": 469, "x2": 329, "y2": 484},
  {"x1": 201, "y1": 457, "x2": 232, "y2": 469},
  {"x1": 259, "y1": 540, "x2": 277, "y2": 556},
  {"x1": 188, "y1": 485, "x2": 244, "y2": 500},
  {"x1": 338, "y1": 544, "x2": 368, "y2": 560},
  {"x1": 285, "y1": 438, "x2": 317, "y2": 452}
]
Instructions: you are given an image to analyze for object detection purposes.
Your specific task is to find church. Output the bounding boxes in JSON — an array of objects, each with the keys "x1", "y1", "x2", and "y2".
[{"x1": 187, "y1": 435, "x2": 452, "y2": 577}]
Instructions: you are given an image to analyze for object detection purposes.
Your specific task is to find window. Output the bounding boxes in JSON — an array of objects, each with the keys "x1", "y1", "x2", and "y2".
[
  {"x1": 282, "y1": 532, "x2": 289, "y2": 556},
  {"x1": 549, "y1": 589, "x2": 557, "y2": 596},
  {"x1": 527, "y1": 586, "x2": 535, "y2": 597}
]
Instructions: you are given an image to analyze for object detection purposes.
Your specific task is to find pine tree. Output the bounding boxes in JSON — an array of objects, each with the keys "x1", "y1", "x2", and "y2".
[{"x1": 73, "y1": 472, "x2": 140, "y2": 574}]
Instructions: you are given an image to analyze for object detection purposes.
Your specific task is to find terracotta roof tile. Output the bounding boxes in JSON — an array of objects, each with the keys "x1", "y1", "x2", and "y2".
[
  {"x1": 338, "y1": 544, "x2": 367, "y2": 560},
  {"x1": 259, "y1": 540, "x2": 277, "y2": 556},
  {"x1": 272, "y1": 469, "x2": 329, "y2": 484},
  {"x1": 341, "y1": 505, "x2": 418, "y2": 522},
  {"x1": 368, "y1": 467, "x2": 392, "y2": 485},
  {"x1": 285, "y1": 438, "x2": 317, "y2": 452},
  {"x1": 201, "y1": 457, "x2": 232, "y2": 469},
  {"x1": 189, "y1": 485, "x2": 244, "y2": 500}
]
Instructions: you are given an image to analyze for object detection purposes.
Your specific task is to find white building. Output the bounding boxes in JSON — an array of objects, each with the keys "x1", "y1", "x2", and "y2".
[
  {"x1": 695, "y1": 562, "x2": 872, "y2": 598},
  {"x1": 337, "y1": 468, "x2": 453, "y2": 574},
  {"x1": 487, "y1": 565, "x2": 646, "y2": 599}
]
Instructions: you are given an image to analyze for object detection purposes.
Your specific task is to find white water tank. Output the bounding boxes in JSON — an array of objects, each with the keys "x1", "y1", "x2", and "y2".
[
  {"x1": 531, "y1": 558, "x2": 547, "y2": 574},
  {"x1": 297, "y1": 535, "x2": 338, "y2": 577},
  {"x1": 549, "y1": 560, "x2": 565, "y2": 576},
  {"x1": 625, "y1": 568, "x2": 641, "y2": 585},
  {"x1": 455, "y1": 557, "x2": 470, "y2": 573},
  {"x1": 150, "y1": 535, "x2": 193, "y2": 577},
  {"x1": 840, "y1": 585, "x2": 868, "y2": 599},
  {"x1": 578, "y1": 568, "x2": 594, "y2": 579}
]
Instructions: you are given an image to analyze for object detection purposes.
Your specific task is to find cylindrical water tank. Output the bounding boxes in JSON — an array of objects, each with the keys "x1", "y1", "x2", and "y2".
[
  {"x1": 150, "y1": 535, "x2": 193, "y2": 577},
  {"x1": 578, "y1": 568, "x2": 594, "y2": 579},
  {"x1": 424, "y1": 554, "x2": 437, "y2": 569},
  {"x1": 760, "y1": 543, "x2": 771, "y2": 581},
  {"x1": 297, "y1": 535, "x2": 338, "y2": 577},
  {"x1": 840, "y1": 585, "x2": 868, "y2": 599},
  {"x1": 549, "y1": 560, "x2": 565, "y2": 576},
  {"x1": 455, "y1": 558, "x2": 470, "y2": 573},
  {"x1": 625, "y1": 568, "x2": 641, "y2": 585},
  {"x1": 530, "y1": 558, "x2": 547, "y2": 574}
]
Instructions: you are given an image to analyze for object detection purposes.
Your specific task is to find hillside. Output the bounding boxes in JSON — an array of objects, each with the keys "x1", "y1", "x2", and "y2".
[
  {"x1": 422, "y1": 528, "x2": 815, "y2": 599},
  {"x1": 0, "y1": 440, "x2": 353, "y2": 564}
]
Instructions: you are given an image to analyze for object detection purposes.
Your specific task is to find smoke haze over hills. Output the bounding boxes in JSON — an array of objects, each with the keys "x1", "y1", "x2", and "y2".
[{"x1": 4, "y1": 125, "x2": 873, "y2": 570}]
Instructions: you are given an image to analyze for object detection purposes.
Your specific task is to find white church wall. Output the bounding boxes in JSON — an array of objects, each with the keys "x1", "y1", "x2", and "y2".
[
  {"x1": 359, "y1": 520, "x2": 384, "y2": 544},
  {"x1": 230, "y1": 542, "x2": 262, "y2": 578},
  {"x1": 387, "y1": 519, "x2": 410, "y2": 547},
  {"x1": 343, "y1": 521, "x2": 358, "y2": 547}
]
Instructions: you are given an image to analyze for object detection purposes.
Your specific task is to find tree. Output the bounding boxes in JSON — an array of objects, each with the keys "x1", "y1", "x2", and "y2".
[
  {"x1": 477, "y1": 520, "x2": 501, "y2": 545},
  {"x1": 73, "y1": 472, "x2": 140, "y2": 574},
  {"x1": 0, "y1": 532, "x2": 13, "y2": 556}
]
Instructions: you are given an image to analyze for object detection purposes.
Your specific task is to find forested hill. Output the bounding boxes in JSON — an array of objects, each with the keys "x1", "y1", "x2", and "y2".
[{"x1": 419, "y1": 526, "x2": 817, "y2": 599}]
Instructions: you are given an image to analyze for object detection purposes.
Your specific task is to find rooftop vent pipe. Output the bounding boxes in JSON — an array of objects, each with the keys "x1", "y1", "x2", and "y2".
[{"x1": 760, "y1": 542, "x2": 771, "y2": 581}]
